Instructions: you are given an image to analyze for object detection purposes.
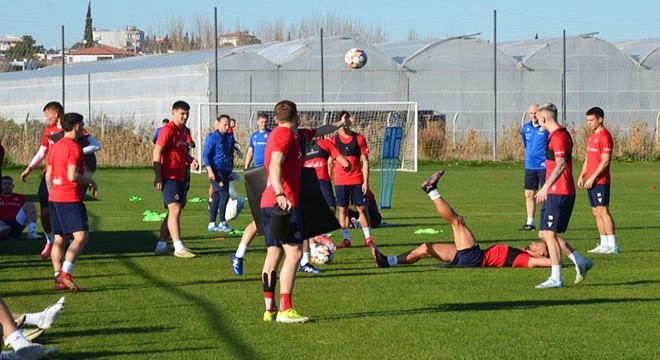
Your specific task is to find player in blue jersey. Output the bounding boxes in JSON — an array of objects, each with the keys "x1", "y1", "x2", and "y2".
[
  {"x1": 243, "y1": 112, "x2": 271, "y2": 169},
  {"x1": 520, "y1": 103, "x2": 549, "y2": 231}
]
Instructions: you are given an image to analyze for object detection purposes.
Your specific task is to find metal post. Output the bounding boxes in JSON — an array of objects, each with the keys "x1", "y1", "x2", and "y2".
[
  {"x1": 61, "y1": 25, "x2": 65, "y2": 110},
  {"x1": 320, "y1": 28, "x2": 325, "y2": 104},
  {"x1": 492, "y1": 9, "x2": 497, "y2": 162},
  {"x1": 214, "y1": 7, "x2": 219, "y2": 114},
  {"x1": 562, "y1": 29, "x2": 567, "y2": 125}
]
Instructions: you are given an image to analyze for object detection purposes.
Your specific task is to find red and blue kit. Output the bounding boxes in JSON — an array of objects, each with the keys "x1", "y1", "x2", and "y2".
[
  {"x1": 156, "y1": 121, "x2": 190, "y2": 182},
  {"x1": 0, "y1": 193, "x2": 25, "y2": 221},
  {"x1": 481, "y1": 244, "x2": 531, "y2": 268},
  {"x1": 330, "y1": 132, "x2": 369, "y2": 186},
  {"x1": 47, "y1": 137, "x2": 84, "y2": 202},
  {"x1": 586, "y1": 128, "x2": 613, "y2": 185},
  {"x1": 261, "y1": 127, "x2": 315, "y2": 208},
  {"x1": 304, "y1": 138, "x2": 341, "y2": 181},
  {"x1": 545, "y1": 127, "x2": 575, "y2": 195}
]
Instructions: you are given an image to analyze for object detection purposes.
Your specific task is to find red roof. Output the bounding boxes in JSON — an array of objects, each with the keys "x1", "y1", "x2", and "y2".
[{"x1": 69, "y1": 44, "x2": 136, "y2": 56}]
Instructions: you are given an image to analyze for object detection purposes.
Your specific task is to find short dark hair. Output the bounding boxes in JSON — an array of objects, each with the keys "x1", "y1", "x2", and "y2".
[
  {"x1": 172, "y1": 101, "x2": 190, "y2": 111},
  {"x1": 336, "y1": 110, "x2": 350, "y2": 122},
  {"x1": 1, "y1": 175, "x2": 12, "y2": 183},
  {"x1": 162, "y1": 118, "x2": 170, "y2": 124},
  {"x1": 275, "y1": 100, "x2": 297, "y2": 123},
  {"x1": 217, "y1": 114, "x2": 230, "y2": 122},
  {"x1": 43, "y1": 101, "x2": 63, "y2": 115},
  {"x1": 257, "y1": 111, "x2": 268, "y2": 120},
  {"x1": 62, "y1": 112, "x2": 84, "y2": 132},
  {"x1": 586, "y1": 107, "x2": 604, "y2": 119}
]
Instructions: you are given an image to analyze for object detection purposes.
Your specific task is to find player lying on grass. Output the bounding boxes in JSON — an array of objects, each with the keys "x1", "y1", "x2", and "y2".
[{"x1": 372, "y1": 170, "x2": 593, "y2": 285}]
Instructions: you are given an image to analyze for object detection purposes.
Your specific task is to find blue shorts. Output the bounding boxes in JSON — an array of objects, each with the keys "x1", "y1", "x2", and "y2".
[
  {"x1": 0, "y1": 219, "x2": 25, "y2": 239},
  {"x1": 261, "y1": 206, "x2": 304, "y2": 247},
  {"x1": 524, "y1": 169, "x2": 546, "y2": 190},
  {"x1": 450, "y1": 245, "x2": 484, "y2": 268},
  {"x1": 587, "y1": 184, "x2": 610, "y2": 207},
  {"x1": 162, "y1": 179, "x2": 187, "y2": 208},
  {"x1": 540, "y1": 194, "x2": 575, "y2": 233},
  {"x1": 210, "y1": 170, "x2": 231, "y2": 193},
  {"x1": 335, "y1": 184, "x2": 366, "y2": 207},
  {"x1": 49, "y1": 202, "x2": 89, "y2": 235},
  {"x1": 38, "y1": 176, "x2": 49, "y2": 208},
  {"x1": 319, "y1": 180, "x2": 336, "y2": 208}
]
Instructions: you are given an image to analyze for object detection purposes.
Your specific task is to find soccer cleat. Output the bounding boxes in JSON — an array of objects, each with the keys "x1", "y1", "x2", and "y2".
[
  {"x1": 364, "y1": 237, "x2": 374, "y2": 248},
  {"x1": 54, "y1": 271, "x2": 81, "y2": 292},
  {"x1": 337, "y1": 239, "x2": 352, "y2": 249},
  {"x1": 27, "y1": 232, "x2": 42, "y2": 240},
  {"x1": 37, "y1": 297, "x2": 65, "y2": 329},
  {"x1": 535, "y1": 277, "x2": 564, "y2": 289},
  {"x1": 22, "y1": 328, "x2": 45, "y2": 343},
  {"x1": 40, "y1": 242, "x2": 52, "y2": 260},
  {"x1": 372, "y1": 248, "x2": 390, "y2": 268},
  {"x1": 275, "y1": 309, "x2": 310, "y2": 324},
  {"x1": 587, "y1": 244, "x2": 609, "y2": 254},
  {"x1": 521, "y1": 224, "x2": 536, "y2": 231},
  {"x1": 299, "y1": 263, "x2": 321, "y2": 274},
  {"x1": 231, "y1": 253, "x2": 243, "y2": 276},
  {"x1": 14, "y1": 315, "x2": 26, "y2": 328},
  {"x1": 263, "y1": 310, "x2": 276, "y2": 322},
  {"x1": 420, "y1": 169, "x2": 445, "y2": 193},
  {"x1": 0, "y1": 224, "x2": 11, "y2": 237},
  {"x1": 216, "y1": 223, "x2": 233, "y2": 232},
  {"x1": 174, "y1": 248, "x2": 196, "y2": 258},
  {"x1": 154, "y1": 247, "x2": 174, "y2": 256},
  {"x1": 574, "y1": 259, "x2": 594, "y2": 285},
  {"x1": 604, "y1": 246, "x2": 619, "y2": 254},
  {"x1": 13, "y1": 344, "x2": 59, "y2": 360}
]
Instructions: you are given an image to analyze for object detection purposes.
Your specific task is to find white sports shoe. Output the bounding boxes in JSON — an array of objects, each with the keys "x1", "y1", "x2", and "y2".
[
  {"x1": 587, "y1": 244, "x2": 609, "y2": 254},
  {"x1": 26, "y1": 232, "x2": 42, "y2": 240},
  {"x1": 603, "y1": 246, "x2": 619, "y2": 254},
  {"x1": 37, "y1": 297, "x2": 65, "y2": 329},
  {"x1": 174, "y1": 248, "x2": 196, "y2": 258},
  {"x1": 574, "y1": 259, "x2": 594, "y2": 285},
  {"x1": 535, "y1": 277, "x2": 564, "y2": 289}
]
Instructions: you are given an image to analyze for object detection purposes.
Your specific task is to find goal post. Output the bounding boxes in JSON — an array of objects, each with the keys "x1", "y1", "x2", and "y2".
[{"x1": 194, "y1": 101, "x2": 418, "y2": 174}]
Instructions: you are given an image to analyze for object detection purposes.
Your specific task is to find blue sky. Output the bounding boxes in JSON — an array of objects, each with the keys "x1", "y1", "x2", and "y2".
[{"x1": 2, "y1": 0, "x2": 660, "y2": 49}]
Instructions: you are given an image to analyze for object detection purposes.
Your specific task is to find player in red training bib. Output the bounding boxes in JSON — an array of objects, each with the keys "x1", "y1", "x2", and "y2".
[
  {"x1": 578, "y1": 107, "x2": 618, "y2": 254},
  {"x1": 0, "y1": 176, "x2": 41, "y2": 240},
  {"x1": 45, "y1": 113, "x2": 98, "y2": 292},
  {"x1": 534, "y1": 103, "x2": 590, "y2": 289},
  {"x1": 372, "y1": 170, "x2": 592, "y2": 283}
]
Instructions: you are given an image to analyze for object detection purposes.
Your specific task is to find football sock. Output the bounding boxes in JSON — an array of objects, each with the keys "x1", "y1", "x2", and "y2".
[
  {"x1": 526, "y1": 217, "x2": 534, "y2": 226},
  {"x1": 387, "y1": 256, "x2": 398, "y2": 267},
  {"x1": 155, "y1": 241, "x2": 168, "y2": 251},
  {"x1": 28, "y1": 222, "x2": 38, "y2": 233},
  {"x1": 599, "y1": 235, "x2": 608, "y2": 247},
  {"x1": 301, "y1": 252, "x2": 310, "y2": 266},
  {"x1": 606, "y1": 235, "x2": 617, "y2": 248},
  {"x1": 235, "y1": 244, "x2": 247, "y2": 258},
  {"x1": 551, "y1": 265, "x2": 562, "y2": 282},
  {"x1": 263, "y1": 292, "x2": 275, "y2": 312},
  {"x1": 427, "y1": 189, "x2": 441, "y2": 200},
  {"x1": 6, "y1": 330, "x2": 31, "y2": 351},
  {"x1": 62, "y1": 261, "x2": 74, "y2": 274},
  {"x1": 341, "y1": 228, "x2": 351, "y2": 240},
  {"x1": 173, "y1": 241, "x2": 185, "y2": 251},
  {"x1": 280, "y1": 293, "x2": 292, "y2": 311},
  {"x1": 362, "y1": 227, "x2": 371, "y2": 239},
  {"x1": 47, "y1": 233, "x2": 54, "y2": 244}
]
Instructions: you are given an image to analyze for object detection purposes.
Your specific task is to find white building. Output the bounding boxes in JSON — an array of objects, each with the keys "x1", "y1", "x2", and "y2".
[
  {"x1": 93, "y1": 26, "x2": 144, "y2": 52},
  {"x1": 0, "y1": 35, "x2": 22, "y2": 52}
]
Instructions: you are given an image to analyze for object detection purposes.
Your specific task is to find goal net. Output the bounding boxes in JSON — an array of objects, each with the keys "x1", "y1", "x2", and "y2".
[{"x1": 193, "y1": 102, "x2": 418, "y2": 173}]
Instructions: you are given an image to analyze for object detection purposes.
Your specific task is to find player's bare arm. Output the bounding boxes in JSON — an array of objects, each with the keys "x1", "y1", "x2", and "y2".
[
  {"x1": 584, "y1": 153, "x2": 611, "y2": 189},
  {"x1": 535, "y1": 156, "x2": 566, "y2": 203}
]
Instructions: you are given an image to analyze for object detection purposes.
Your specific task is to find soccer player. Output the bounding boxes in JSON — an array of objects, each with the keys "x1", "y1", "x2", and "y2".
[
  {"x1": 45, "y1": 113, "x2": 97, "y2": 292},
  {"x1": 0, "y1": 176, "x2": 41, "y2": 240},
  {"x1": 373, "y1": 170, "x2": 592, "y2": 283},
  {"x1": 0, "y1": 297, "x2": 59, "y2": 359},
  {"x1": 330, "y1": 111, "x2": 374, "y2": 249},
  {"x1": 152, "y1": 101, "x2": 200, "y2": 258},
  {"x1": 520, "y1": 103, "x2": 549, "y2": 231},
  {"x1": 578, "y1": 107, "x2": 618, "y2": 254},
  {"x1": 244, "y1": 111, "x2": 271, "y2": 169},
  {"x1": 152, "y1": 118, "x2": 169, "y2": 144},
  {"x1": 203, "y1": 114, "x2": 235, "y2": 232},
  {"x1": 534, "y1": 103, "x2": 588, "y2": 288},
  {"x1": 260, "y1": 100, "x2": 344, "y2": 323}
]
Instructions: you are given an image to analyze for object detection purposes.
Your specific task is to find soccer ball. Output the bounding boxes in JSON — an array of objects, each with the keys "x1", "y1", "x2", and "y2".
[
  {"x1": 311, "y1": 243, "x2": 335, "y2": 265},
  {"x1": 344, "y1": 48, "x2": 368, "y2": 69}
]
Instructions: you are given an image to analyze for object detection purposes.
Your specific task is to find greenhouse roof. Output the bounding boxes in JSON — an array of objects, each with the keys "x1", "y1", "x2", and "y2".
[{"x1": 615, "y1": 37, "x2": 660, "y2": 62}]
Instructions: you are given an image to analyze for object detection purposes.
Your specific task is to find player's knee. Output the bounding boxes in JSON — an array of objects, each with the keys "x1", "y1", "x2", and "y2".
[
  {"x1": 421, "y1": 242, "x2": 432, "y2": 255},
  {"x1": 451, "y1": 215, "x2": 466, "y2": 227}
]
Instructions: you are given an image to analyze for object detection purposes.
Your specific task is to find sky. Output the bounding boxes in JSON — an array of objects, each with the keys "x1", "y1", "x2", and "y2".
[{"x1": 2, "y1": 0, "x2": 660, "y2": 49}]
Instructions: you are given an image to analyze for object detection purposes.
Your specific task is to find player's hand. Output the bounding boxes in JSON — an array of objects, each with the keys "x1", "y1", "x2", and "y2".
[
  {"x1": 207, "y1": 170, "x2": 216, "y2": 182},
  {"x1": 584, "y1": 178, "x2": 594, "y2": 189},
  {"x1": 362, "y1": 182, "x2": 368, "y2": 195},
  {"x1": 577, "y1": 177, "x2": 585, "y2": 188},
  {"x1": 341, "y1": 160, "x2": 351, "y2": 171},
  {"x1": 88, "y1": 180, "x2": 98, "y2": 197},
  {"x1": 276, "y1": 195, "x2": 291, "y2": 211},
  {"x1": 154, "y1": 178, "x2": 163, "y2": 190},
  {"x1": 20, "y1": 168, "x2": 31, "y2": 182},
  {"x1": 191, "y1": 159, "x2": 200, "y2": 171},
  {"x1": 535, "y1": 186, "x2": 548, "y2": 203}
]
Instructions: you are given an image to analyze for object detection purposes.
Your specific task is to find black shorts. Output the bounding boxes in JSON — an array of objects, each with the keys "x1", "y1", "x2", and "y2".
[
  {"x1": 587, "y1": 184, "x2": 610, "y2": 207},
  {"x1": 450, "y1": 245, "x2": 484, "y2": 268},
  {"x1": 335, "y1": 184, "x2": 366, "y2": 207},
  {"x1": 524, "y1": 169, "x2": 546, "y2": 190},
  {"x1": 38, "y1": 175, "x2": 49, "y2": 208},
  {"x1": 162, "y1": 179, "x2": 187, "y2": 208},
  {"x1": 319, "y1": 180, "x2": 336, "y2": 208},
  {"x1": 261, "y1": 206, "x2": 304, "y2": 247},
  {"x1": 0, "y1": 219, "x2": 25, "y2": 239},
  {"x1": 49, "y1": 202, "x2": 89, "y2": 235},
  {"x1": 540, "y1": 194, "x2": 575, "y2": 233}
]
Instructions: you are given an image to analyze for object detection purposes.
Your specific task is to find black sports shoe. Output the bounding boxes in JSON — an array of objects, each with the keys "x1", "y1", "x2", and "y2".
[
  {"x1": 522, "y1": 224, "x2": 536, "y2": 231},
  {"x1": 372, "y1": 247, "x2": 390, "y2": 268},
  {"x1": 421, "y1": 170, "x2": 445, "y2": 193}
]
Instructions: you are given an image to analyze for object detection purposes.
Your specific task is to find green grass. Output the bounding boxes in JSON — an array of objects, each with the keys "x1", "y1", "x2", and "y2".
[{"x1": 2, "y1": 162, "x2": 659, "y2": 359}]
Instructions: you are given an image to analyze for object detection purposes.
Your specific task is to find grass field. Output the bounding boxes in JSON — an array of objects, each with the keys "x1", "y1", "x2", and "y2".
[{"x1": 1, "y1": 162, "x2": 659, "y2": 359}]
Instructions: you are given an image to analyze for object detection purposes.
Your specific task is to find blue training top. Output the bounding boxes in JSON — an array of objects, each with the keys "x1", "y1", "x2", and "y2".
[
  {"x1": 521, "y1": 121, "x2": 549, "y2": 170},
  {"x1": 203, "y1": 130, "x2": 235, "y2": 171},
  {"x1": 249, "y1": 129, "x2": 271, "y2": 167}
]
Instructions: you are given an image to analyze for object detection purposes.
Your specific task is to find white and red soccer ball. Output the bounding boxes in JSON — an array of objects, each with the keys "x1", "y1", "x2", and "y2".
[{"x1": 344, "y1": 48, "x2": 368, "y2": 69}]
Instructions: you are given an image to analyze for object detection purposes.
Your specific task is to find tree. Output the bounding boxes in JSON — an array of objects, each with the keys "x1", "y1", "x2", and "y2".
[
  {"x1": 83, "y1": 0, "x2": 94, "y2": 47},
  {"x1": 5, "y1": 35, "x2": 45, "y2": 61}
]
